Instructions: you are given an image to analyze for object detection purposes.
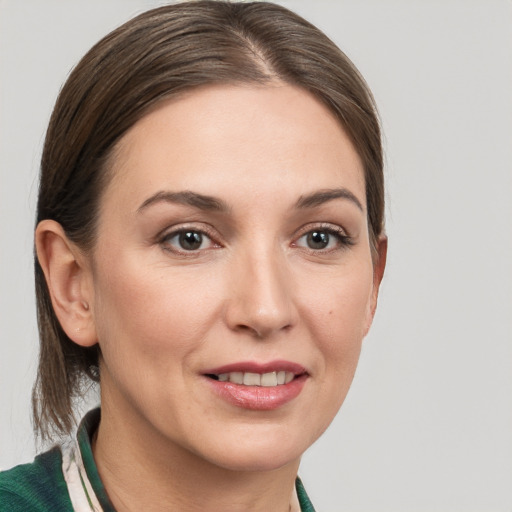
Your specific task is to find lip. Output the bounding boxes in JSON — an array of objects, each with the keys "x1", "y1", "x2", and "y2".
[
  {"x1": 203, "y1": 360, "x2": 306, "y2": 375},
  {"x1": 202, "y1": 360, "x2": 308, "y2": 411}
]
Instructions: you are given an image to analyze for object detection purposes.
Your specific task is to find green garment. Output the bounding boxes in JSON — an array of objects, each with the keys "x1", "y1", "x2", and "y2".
[{"x1": 0, "y1": 409, "x2": 315, "y2": 511}]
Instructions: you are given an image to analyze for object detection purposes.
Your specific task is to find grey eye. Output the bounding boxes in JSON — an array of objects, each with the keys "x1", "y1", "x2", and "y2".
[
  {"x1": 178, "y1": 231, "x2": 203, "y2": 250},
  {"x1": 306, "y1": 230, "x2": 330, "y2": 249},
  {"x1": 163, "y1": 230, "x2": 214, "y2": 252},
  {"x1": 295, "y1": 227, "x2": 352, "y2": 252}
]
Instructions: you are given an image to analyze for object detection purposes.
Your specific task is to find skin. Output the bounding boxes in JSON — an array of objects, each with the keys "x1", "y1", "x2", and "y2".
[{"x1": 36, "y1": 83, "x2": 386, "y2": 512}]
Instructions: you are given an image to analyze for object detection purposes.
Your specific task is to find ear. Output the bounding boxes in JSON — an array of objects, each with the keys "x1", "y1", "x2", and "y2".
[
  {"x1": 364, "y1": 235, "x2": 388, "y2": 336},
  {"x1": 35, "y1": 220, "x2": 97, "y2": 347}
]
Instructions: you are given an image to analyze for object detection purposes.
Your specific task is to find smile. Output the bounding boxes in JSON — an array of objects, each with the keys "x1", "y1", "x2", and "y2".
[
  {"x1": 203, "y1": 361, "x2": 308, "y2": 410},
  {"x1": 208, "y1": 371, "x2": 295, "y2": 386}
]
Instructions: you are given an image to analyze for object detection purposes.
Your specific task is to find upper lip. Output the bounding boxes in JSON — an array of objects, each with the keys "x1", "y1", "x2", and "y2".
[{"x1": 203, "y1": 360, "x2": 307, "y2": 376}]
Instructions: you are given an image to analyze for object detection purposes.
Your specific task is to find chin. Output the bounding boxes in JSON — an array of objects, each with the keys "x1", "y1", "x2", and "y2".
[
  {"x1": 195, "y1": 428, "x2": 310, "y2": 473},
  {"x1": 208, "y1": 449, "x2": 301, "y2": 473}
]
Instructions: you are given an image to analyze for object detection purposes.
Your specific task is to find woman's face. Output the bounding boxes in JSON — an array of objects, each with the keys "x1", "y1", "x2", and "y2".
[{"x1": 87, "y1": 84, "x2": 384, "y2": 471}]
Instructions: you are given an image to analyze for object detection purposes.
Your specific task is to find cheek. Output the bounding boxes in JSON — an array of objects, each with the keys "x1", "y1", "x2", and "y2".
[
  {"x1": 298, "y1": 259, "x2": 374, "y2": 374},
  {"x1": 91, "y1": 254, "x2": 221, "y2": 366},
  {"x1": 307, "y1": 264, "x2": 373, "y2": 332},
  {"x1": 289, "y1": 261, "x2": 374, "y2": 444}
]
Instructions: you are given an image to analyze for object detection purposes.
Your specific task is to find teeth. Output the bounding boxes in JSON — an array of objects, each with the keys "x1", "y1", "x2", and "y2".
[
  {"x1": 261, "y1": 372, "x2": 277, "y2": 387},
  {"x1": 230, "y1": 372, "x2": 244, "y2": 385},
  {"x1": 214, "y1": 371, "x2": 296, "y2": 386},
  {"x1": 243, "y1": 372, "x2": 261, "y2": 386}
]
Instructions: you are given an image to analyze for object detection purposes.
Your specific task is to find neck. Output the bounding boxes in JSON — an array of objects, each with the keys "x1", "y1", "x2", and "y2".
[{"x1": 93, "y1": 398, "x2": 301, "y2": 512}]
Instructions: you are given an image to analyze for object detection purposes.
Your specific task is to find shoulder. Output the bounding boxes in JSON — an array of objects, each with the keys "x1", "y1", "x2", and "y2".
[{"x1": 0, "y1": 446, "x2": 73, "y2": 511}]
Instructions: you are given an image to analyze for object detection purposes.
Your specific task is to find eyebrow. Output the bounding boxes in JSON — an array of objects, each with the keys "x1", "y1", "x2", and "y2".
[
  {"x1": 295, "y1": 188, "x2": 364, "y2": 211},
  {"x1": 137, "y1": 191, "x2": 229, "y2": 213},
  {"x1": 137, "y1": 187, "x2": 363, "y2": 214}
]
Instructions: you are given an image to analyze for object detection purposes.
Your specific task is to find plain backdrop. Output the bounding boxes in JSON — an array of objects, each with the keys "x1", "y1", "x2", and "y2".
[{"x1": 1, "y1": 1, "x2": 511, "y2": 511}]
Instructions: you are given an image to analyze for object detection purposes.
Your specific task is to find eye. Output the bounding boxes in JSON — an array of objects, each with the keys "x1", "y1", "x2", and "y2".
[
  {"x1": 162, "y1": 229, "x2": 215, "y2": 252},
  {"x1": 303, "y1": 230, "x2": 332, "y2": 250},
  {"x1": 295, "y1": 227, "x2": 353, "y2": 251}
]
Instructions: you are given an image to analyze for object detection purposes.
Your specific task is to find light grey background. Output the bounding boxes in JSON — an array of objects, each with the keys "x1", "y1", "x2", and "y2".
[{"x1": 1, "y1": 1, "x2": 511, "y2": 510}]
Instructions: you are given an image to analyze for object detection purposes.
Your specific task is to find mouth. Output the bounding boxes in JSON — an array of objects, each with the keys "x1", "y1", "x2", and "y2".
[
  {"x1": 202, "y1": 361, "x2": 308, "y2": 410},
  {"x1": 206, "y1": 371, "x2": 296, "y2": 386}
]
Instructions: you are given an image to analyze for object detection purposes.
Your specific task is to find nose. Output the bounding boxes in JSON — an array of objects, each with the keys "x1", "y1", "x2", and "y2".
[{"x1": 224, "y1": 247, "x2": 297, "y2": 339}]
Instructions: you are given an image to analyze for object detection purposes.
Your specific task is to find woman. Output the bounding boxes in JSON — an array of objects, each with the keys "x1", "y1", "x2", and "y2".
[{"x1": 0, "y1": 1, "x2": 386, "y2": 511}]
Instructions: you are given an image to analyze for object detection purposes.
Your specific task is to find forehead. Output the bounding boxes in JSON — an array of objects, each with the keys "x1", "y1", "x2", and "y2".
[{"x1": 103, "y1": 83, "x2": 365, "y2": 211}]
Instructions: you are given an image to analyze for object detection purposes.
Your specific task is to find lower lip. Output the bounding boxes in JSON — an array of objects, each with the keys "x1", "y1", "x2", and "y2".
[{"x1": 205, "y1": 374, "x2": 308, "y2": 411}]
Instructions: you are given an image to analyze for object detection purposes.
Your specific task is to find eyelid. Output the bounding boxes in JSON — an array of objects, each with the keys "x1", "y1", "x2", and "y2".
[
  {"x1": 157, "y1": 223, "x2": 222, "y2": 255},
  {"x1": 292, "y1": 222, "x2": 354, "y2": 251},
  {"x1": 293, "y1": 222, "x2": 349, "y2": 239}
]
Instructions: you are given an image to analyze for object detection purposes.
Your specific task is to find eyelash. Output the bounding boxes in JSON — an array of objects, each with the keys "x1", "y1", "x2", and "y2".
[
  {"x1": 292, "y1": 224, "x2": 354, "y2": 253},
  {"x1": 158, "y1": 225, "x2": 220, "y2": 256},
  {"x1": 157, "y1": 223, "x2": 353, "y2": 256}
]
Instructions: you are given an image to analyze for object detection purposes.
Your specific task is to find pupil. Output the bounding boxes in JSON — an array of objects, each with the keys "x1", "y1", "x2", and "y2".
[
  {"x1": 179, "y1": 231, "x2": 202, "y2": 250},
  {"x1": 308, "y1": 231, "x2": 329, "y2": 249}
]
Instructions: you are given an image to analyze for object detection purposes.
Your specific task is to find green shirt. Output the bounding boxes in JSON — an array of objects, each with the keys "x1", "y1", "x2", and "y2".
[{"x1": 0, "y1": 409, "x2": 315, "y2": 511}]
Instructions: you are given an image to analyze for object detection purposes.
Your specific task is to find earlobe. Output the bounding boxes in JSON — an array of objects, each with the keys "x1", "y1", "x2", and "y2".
[{"x1": 35, "y1": 220, "x2": 97, "y2": 347}]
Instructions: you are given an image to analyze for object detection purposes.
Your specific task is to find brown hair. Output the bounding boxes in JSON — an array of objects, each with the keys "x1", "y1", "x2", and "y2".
[{"x1": 33, "y1": 0, "x2": 384, "y2": 441}]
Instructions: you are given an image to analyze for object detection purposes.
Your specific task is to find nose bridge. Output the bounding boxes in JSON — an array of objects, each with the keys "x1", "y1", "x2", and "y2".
[{"x1": 226, "y1": 242, "x2": 295, "y2": 338}]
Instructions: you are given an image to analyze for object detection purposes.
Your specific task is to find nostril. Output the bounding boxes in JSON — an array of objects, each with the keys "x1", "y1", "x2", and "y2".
[{"x1": 233, "y1": 321, "x2": 293, "y2": 340}]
